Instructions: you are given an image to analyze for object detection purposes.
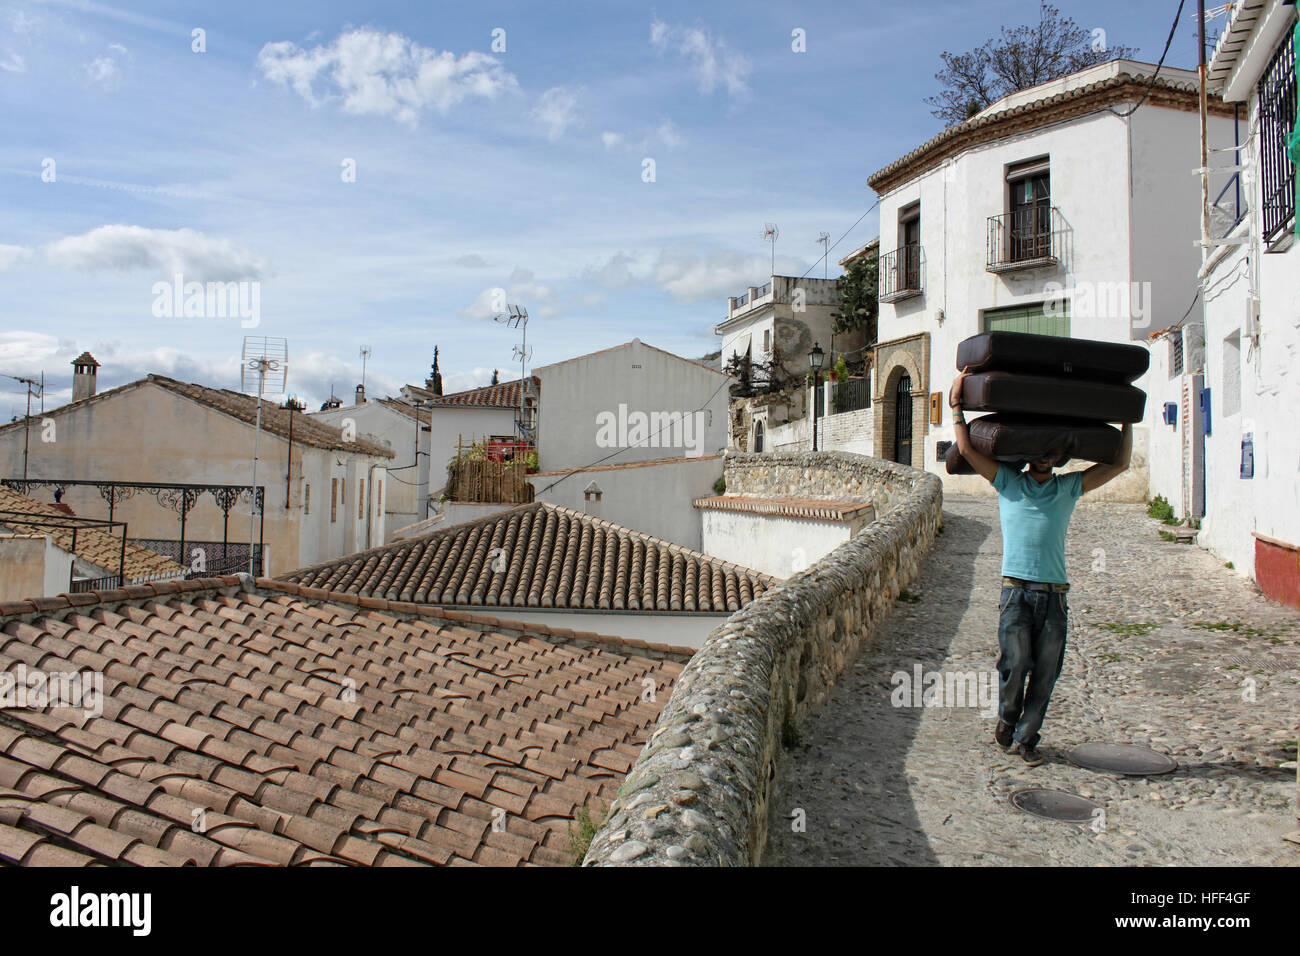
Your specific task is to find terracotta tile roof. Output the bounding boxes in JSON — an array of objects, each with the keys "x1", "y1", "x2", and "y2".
[
  {"x1": 867, "y1": 66, "x2": 1235, "y2": 194},
  {"x1": 71, "y1": 352, "x2": 100, "y2": 369},
  {"x1": 375, "y1": 398, "x2": 431, "y2": 424},
  {"x1": 0, "y1": 377, "x2": 394, "y2": 459},
  {"x1": 404, "y1": 378, "x2": 539, "y2": 410},
  {"x1": 693, "y1": 495, "x2": 877, "y2": 523},
  {"x1": 531, "y1": 454, "x2": 721, "y2": 477},
  {"x1": 0, "y1": 486, "x2": 185, "y2": 581},
  {"x1": 283, "y1": 502, "x2": 772, "y2": 613},
  {"x1": 0, "y1": 576, "x2": 689, "y2": 866}
]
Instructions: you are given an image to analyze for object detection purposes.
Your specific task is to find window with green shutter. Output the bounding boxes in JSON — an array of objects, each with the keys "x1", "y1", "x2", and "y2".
[{"x1": 981, "y1": 302, "x2": 1070, "y2": 337}]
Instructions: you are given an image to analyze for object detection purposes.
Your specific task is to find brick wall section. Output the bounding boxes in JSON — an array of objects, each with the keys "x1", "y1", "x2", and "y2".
[
  {"x1": 816, "y1": 406, "x2": 873, "y2": 451},
  {"x1": 582, "y1": 451, "x2": 943, "y2": 866}
]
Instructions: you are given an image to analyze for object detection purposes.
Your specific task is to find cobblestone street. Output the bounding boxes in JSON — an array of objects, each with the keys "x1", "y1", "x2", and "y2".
[{"x1": 763, "y1": 495, "x2": 1300, "y2": 866}]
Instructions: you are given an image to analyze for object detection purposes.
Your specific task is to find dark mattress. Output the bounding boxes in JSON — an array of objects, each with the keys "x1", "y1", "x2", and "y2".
[
  {"x1": 967, "y1": 413, "x2": 1123, "y2": 465},
  {"x1": 957, "y1": 331, "x2": 1149, "y2": 384},
  {"x1": 960, "y1": 371, "x2": 1147, "y2": 423}
]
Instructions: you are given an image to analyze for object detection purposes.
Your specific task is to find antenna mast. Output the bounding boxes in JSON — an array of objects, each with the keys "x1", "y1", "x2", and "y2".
[{"x1": 240, "y1": 336, "x2": 288, "y2": 577}]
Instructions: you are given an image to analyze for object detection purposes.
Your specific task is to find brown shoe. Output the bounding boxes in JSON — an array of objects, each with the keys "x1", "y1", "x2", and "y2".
[
  {"x1": 994, "y1": 719, "x2": 1015, "y2": 751},
  {"x1": 1010, "y1": 743, "x2": 1044, "y2": 767}
]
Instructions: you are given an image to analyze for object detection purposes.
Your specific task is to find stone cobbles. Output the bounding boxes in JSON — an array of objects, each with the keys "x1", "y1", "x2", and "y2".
[{"x1": 763, "y1": 495, "x2": 1300, "y2": 866}]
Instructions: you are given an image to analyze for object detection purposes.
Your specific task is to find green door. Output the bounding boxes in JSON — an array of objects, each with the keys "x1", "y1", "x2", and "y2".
[{"x1": 981, "y1": 302, "x2": 1070, "y2": 337}]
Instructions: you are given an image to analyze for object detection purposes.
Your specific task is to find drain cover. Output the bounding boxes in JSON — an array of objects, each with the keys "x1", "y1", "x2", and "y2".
[
  {"x1": 1010, "y1": 788, "x2": 1100, "y2": 823},
  {"x1": 1067, "y1": 743, "x2": 1177, "y2": 776}
]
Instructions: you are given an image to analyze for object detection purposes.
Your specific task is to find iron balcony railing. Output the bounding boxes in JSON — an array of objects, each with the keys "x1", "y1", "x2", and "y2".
[
  {"x1": 879, "y1": 244, "x2": 923, "y2": 301},
  {"x1": 1258, "y1": 25, "x2": 1296, "y2": 243},
  {"x1": 986, "y1": 205, "x2": 1063, "y2": 272},
  {"x1": 832, "y1": 377, "x2": 871, "y2": 414}
]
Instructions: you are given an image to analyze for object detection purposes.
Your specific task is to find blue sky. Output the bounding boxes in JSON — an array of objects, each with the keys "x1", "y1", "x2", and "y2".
[{"x1": 1, "y1": 0, "x2": 1210, "y2": 413}]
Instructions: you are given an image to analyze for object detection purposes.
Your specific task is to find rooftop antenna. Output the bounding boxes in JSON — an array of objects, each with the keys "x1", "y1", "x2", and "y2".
[
  {"x1": 359, "y1": 346, "x2": 371, "y2": 392},
  {"x1": 760, "y1": 222, "x2": 779, "y2": 276},
  {"x1": 816, "y1": 231, "x2": 831, "y2": 280},
  {"x1": 240, "y1": 336, "x2": 288, "y2": 577},
  {"x1": 1, "y1": 372, "x2": 43, "y2": 481},
  {"x1": 493, "y1": 304, "x2": 535, "y2": 442}
]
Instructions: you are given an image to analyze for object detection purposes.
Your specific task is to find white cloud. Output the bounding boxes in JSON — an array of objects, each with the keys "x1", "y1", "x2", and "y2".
[
  {"x1": 0, "y1": 52, "x2": 24, "y2": 73},
  {"x1": 649, "y1": 19, "x2": 751, "y2": 98},
  {"x1": 581, "y1": 251, "x2": 642, "y2": 288},
  {"x1": 460, "y1": 267, "x2": 560, "y2": 321},
  {"x1": 454, "y1": 253, "x2": 490, "y2": 268},
  {"x1": 85, "y1": 43, "x2": 130, "y2": 90},
  {"x1": 256, "y1": 28, "x2": 518, "y2": 127},
  {"x1": 601, "y1": 131, "x2": 624, "y2": 150},
  {"x1": 44, "y1": 225, "x2": 270, "y2": 281},
  {"x1": 0, "y1": 244, "x2": 32, "y2": 270},
  {"x1": 652, "y1": 247, "x2": 802, "y2": 302},
  {"x1": 531, "y1": 86, "x2": 581, "y2": 142},
  {"x1": 657, "y1": 120, "x2": 682, "y2": 148}
]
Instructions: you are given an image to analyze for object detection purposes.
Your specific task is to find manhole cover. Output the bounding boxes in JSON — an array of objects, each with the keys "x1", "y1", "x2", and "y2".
[
  {"x1": 1067, "y1": 743, "x2": 1177, "y2": 776},
  {"x1": 1010, "y1": 788, "x2": 1100, "y2": 823}
]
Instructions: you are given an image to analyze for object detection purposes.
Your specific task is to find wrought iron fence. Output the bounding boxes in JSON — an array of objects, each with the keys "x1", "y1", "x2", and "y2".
[
  {"x1": 879, "y1": 244, "x2": 922, "y2": 299},
  {"x1": 134, "y1": 539, "x2": 263, "y2": 577},
  {"x1": 1258, "y1": 26, "x2": 1296, "y2": 243},
  {"x1": 833, "y1": 377, "x2": 871, "y2": 414},
  {"x1": 986, "y1": 206, "x2": 1063, "y2": 271}
]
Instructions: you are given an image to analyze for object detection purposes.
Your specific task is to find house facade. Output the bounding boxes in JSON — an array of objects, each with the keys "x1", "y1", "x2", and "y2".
[
  {"x1": 532, "y1": 339, "x2": 730, "y2": 472},
  {"x1": 1160, "y1": 0, "x2": 1298, "y2": 605},
  {"x1": 0, "y1": 361, "x2": 392, "y2": 575},
  {"x1": 867, "y1": 60, "x2": 1238, "y2": 501}
]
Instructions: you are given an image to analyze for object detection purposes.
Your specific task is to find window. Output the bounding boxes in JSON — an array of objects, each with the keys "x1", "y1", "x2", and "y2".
[
  {"x1": 1259, "y1": 26, "x2": 1296, "y2": 243},
  {"x1": 304, "y1": 483, "x2": 310, "y2": 515},
  {"x1": 358, "y1": 479, "x2": 365, "y2": 519},
  {"x1": 376, "y1": 481, "x2": 383, "y2": 511},
  {"x1": 330, "y1": 478, "x2": 337, "y2": 522},
  {"x1": 1222, "y1": 331, "x2": 1241, "y2": 418},
  {"x1": 981, "y1": 302, "x2": 1070, "y2": 337},
  {"x1": 753, "y1": 420, "x2": 765, "y2": 453},
  {"x1": 1007, "y1": 158, "x2": 1051, "y2": 262},
  {"x1": 762, "y1": 329, "x2": 771, "y2": 354},
  {"x1": 340, "y1": 478, "x2": 345, "y2": 504},
  {"x1": 898, "y1": 202, "x2": 921, "y2": 290},
  {"x1": 1171, "y1": 333, "x2": 1184, "y2": 377}
]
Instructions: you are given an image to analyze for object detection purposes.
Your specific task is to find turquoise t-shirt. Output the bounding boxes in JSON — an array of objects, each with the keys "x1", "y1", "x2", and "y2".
[{"x1": 993, "y1": 463, "x2": 1083, "y2": 585}]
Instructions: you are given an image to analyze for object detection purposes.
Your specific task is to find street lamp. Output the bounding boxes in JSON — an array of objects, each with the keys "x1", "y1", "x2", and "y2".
[{"x1": 808, "y1": 342, "x2": 824, "y2": 451}]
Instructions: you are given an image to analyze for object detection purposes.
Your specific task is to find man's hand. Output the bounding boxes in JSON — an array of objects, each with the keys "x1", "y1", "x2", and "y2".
[
  {"x1": 1081, "y1": 422, "x2": 1133, "y2": 494},
  {"x1": 949, "y1": 367, "x2": 970, "y2": 409},
  {"x1": 949, "y1": 367, "x2": 998, "y2": 483}
]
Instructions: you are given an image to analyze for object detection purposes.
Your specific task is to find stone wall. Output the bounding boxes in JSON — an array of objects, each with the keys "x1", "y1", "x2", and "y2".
[{"x1": 583, "y1": 451, "x2": 943, "y2": 866}]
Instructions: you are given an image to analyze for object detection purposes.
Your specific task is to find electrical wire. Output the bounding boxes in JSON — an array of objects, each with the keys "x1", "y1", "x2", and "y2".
[
  {"x1": 1107, "y1": 0, "x2": 1187, "y2": 119},
  {"x1": 795, "y1": 199, "x2": 881, "y2": 282}
]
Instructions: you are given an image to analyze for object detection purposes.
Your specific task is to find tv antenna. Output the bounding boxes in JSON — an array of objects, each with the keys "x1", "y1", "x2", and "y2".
[
  {"x1": 760, "y1": 222, "x2": 779, "y2": 275},
  {"x1": 359, "y1": 345, "x2": 371, "y2": 391},
  {"x1": 816, "y1": 232, "x2": 831, "y2": 279},
  {"x1": 1, "y1": 372, "x2": 43, "y2": 481},
  {"x1": 493, "y1": 304, "x2": 534, "y2": 441},
  {"x1": 240, "y1": 336, "x2": 288, "y2": 577}
]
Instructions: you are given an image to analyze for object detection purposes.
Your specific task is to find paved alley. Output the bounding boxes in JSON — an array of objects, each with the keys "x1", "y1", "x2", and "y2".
[{"x1": 763, "y1": 495, "x2": 1300, "y2": 866}]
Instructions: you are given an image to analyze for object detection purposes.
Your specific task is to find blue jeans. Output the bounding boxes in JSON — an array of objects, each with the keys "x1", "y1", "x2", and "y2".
[{"x1": 996, "y1": 585, "x2": 1068, "y2": 749}]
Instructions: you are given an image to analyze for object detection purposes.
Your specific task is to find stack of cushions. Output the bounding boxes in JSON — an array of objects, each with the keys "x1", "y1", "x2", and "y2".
[{"x1": 945, "y1": 331, "x2": 1149, "y2": 475}]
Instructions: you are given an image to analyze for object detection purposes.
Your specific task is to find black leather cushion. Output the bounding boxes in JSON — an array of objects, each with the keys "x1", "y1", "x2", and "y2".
[
  {"x1": 967, "y1": 413, "x2": 1123, "y2": 465},
  {"x1": 961, "y1": 371, "x2": 1146, "y2": 423},
  {"x1": 944, "y1": 443, "x2": 1026, "y2": 475},
  {"x1": 957, "y1": 331, "x2": 1149, "y2": 384}
]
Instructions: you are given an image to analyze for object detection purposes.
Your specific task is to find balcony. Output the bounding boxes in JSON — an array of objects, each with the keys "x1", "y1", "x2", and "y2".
[
  {"x1": 879, "y1": 244, "x2": 923, "y2": 302},
  {"x1": 986, "y1": 206, "x2": 1064, "y2": 274}
]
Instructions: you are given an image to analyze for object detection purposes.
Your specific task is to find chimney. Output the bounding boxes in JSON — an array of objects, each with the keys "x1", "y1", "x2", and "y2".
[
  {"x1": 71, "y1": 352, "x2": 100, "y2": 402},
  {"x1": 355, "y1": 383, "x2": 366, "y2": 405}
]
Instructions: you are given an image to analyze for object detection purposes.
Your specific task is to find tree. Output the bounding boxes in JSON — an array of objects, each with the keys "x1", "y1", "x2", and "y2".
[
  {"x1": 926, "y1": 3, "x2": 1139, "y2": 127},
  {"x1": 831, "y1": 254, "x2": 879, "y2": 345}
]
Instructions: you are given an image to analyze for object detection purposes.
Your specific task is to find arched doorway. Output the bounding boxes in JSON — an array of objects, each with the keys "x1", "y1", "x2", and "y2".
[
  {"x1": 893, "y1": 373, "x2": 913, "y2": 465},
  {"x1": 753, "y1": 419, "x2": 765, "y2": 453}
]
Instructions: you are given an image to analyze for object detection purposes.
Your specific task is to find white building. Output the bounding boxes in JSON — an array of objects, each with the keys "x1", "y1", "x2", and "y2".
[
  {"x1": 0, "y1": 358, "x2": 392, "y2": 575},
  {"x1": 533, "y1": 339, "x2": 730, "y2": 471},
  {"x1": 866, "y1": 59, "x2": 1239, "y2": 502},
  {"x1": 312, "y1": 396, "x2": 432, "y2": 534},
  {"x1": 1154, "y1": 1, "x2": 1297, "y2": 607}
]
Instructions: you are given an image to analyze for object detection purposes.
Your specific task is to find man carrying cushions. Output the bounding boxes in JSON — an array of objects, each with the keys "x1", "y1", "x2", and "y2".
[{"x1": 949, "y1": 367, "x2": 1133, "y2": 766}]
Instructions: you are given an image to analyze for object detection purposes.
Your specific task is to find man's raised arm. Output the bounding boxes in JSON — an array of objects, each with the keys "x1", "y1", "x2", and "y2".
[{"x1": 949, "y1": 368, "x2": 999, "y2": 484}]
